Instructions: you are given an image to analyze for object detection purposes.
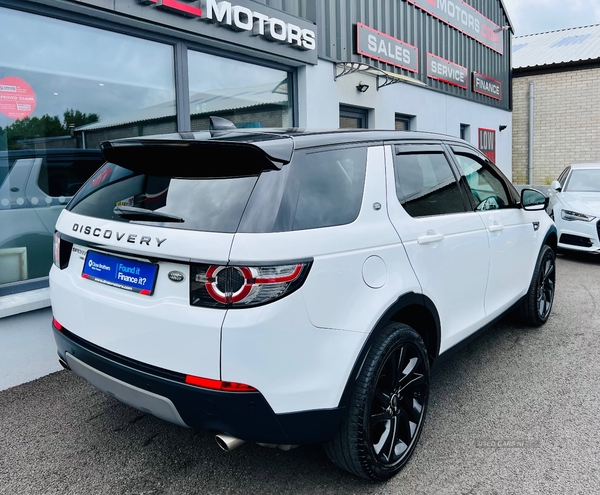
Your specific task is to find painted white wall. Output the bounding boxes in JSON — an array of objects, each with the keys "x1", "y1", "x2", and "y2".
[{"x1": 297, "y1": 62, "x2": 513, "y2": 180}]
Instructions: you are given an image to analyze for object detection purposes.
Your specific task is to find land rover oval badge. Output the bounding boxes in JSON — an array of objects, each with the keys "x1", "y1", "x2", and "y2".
[{"x1": 168, "y1": 271, "x2": 185, "y2": 283}]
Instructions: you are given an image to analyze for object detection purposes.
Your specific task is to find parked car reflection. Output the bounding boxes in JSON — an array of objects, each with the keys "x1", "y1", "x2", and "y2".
[{"x1": 0, "y1": 149, "x2": 104, "y2": 284}]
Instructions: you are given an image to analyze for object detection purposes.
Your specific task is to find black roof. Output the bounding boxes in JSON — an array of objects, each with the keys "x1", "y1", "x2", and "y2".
[{"x1": 101, "y1": 128, "x2": 472, "y2": 168}]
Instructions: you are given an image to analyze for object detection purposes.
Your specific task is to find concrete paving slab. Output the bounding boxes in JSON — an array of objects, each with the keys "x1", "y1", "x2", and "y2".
[{"x1": 0, "y1": 307, "x2": 61, "y2": 391}]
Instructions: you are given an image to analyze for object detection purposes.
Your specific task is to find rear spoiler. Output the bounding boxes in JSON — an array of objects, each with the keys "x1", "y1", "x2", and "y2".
[{"x1": 100, "y1": 138, "x2": 293, "y2": 178}]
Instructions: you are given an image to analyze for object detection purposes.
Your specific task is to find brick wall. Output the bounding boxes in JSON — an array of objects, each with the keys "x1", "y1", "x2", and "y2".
[{"x1": 512, "y1": 67, "x2": 600, "y2": 185}]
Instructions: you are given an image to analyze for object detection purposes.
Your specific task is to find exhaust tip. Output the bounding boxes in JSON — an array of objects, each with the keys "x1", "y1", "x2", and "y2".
[
  {"x1": 58, "y1": 357, "x2": 70, "y2": 370},
  {"x1": 215, "y1": 434, "x2": 245, "y2": 452}
]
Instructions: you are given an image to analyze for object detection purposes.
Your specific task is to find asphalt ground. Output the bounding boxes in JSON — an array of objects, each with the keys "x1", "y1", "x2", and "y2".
[{"x1": 1, "y1": 253, "x2": 599, "y2": 495}]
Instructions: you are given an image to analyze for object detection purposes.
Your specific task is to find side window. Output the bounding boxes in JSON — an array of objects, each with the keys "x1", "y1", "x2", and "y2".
[
  {"x1": 394, "y1": 151, "x2": 466, "y2": 217},
  {"x1": 453, "y1": 153, "x2": 510, "y2": 211},
  {"x1": 292, "y1": 147, "x2": 367, "y2": 230},
  {"x1": 38, "y1": 157, "x2": 104, "y2": 197}
]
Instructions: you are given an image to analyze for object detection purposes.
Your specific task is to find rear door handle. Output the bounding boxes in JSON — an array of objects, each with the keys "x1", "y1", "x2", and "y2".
[
  {"x1": 488, "y1": 224, "x2": 505, "y2": 232},
  {"x1": 418, "y1": 233, "x2": 445, "y2": 245}
]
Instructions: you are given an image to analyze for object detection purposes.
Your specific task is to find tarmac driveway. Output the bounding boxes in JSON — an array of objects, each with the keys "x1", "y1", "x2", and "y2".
[{"x1": 1, "y1": 253, "x2": 599, "y2": 495}]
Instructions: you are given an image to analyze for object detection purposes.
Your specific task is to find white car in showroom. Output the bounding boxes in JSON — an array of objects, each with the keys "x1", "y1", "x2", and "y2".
[
  {"x1": 51, "y1": 120, "x2": 557, "y2": 481},
  {"x1": 548, "y1": 163, "x2": 600, "y2": 253}
]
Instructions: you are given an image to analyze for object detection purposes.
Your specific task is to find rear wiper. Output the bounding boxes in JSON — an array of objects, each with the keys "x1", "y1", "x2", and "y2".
[{"x1": 113, "y1": 206, "x2": 184, "y2": 223}]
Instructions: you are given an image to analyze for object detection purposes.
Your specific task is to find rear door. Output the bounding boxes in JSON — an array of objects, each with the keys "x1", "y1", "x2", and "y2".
[{"x1": 386, "y1": 143, "x2": 490, "y2": 353}]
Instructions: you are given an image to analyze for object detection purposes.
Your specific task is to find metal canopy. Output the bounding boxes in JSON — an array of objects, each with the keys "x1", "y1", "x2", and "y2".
[{"x1": 333, "y1": 62, "x2": 427, "y2": 90}]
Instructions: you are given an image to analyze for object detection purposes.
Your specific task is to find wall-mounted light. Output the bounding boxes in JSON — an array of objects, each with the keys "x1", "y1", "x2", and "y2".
[
  {"x1": 494, "y1": 25, "x2": 511, "y2": 33},
  {"x1": 356, "y1": 81, "x2": 369, "y2": 93},
  {"x1": 499, "y1": 124, "x2": 508, "y2": 132}
]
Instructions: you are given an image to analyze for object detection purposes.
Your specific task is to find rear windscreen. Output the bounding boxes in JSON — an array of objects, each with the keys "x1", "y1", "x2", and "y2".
[{"x1": 68, "y1": 163, "x2": 259, "y2": 233}]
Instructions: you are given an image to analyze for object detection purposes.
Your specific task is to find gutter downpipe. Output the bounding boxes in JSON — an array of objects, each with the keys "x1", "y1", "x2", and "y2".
[{"x1": 528, "y1": 82, "x2": 534, "y2": 184}]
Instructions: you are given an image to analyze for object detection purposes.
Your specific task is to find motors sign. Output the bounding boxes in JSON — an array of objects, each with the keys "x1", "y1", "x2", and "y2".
[
  {"x1": 427, "y1": 53, "x2": 467, "y2": 89},
  {"x1": 356, "y1": 23, "x2": 419, "y2": 73},
  {"x1": 97, "y1": 0, "x2": 319, "y2": 64},
  {"x1": 473, "y1": 72, "x2": 502, "y2": 100},
  {"x1": 407, "y1": 0, "x2": 504, "y2": 55},
  {"x1": 478, "y1": 128, "x2": 496, "y2": 162},
  {"x1": 141, "y1": 0, "x2": 315, "y2": 50}
]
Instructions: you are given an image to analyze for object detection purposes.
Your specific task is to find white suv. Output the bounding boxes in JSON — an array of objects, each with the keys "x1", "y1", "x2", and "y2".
[{"x1": 50, "y1": 121, "x2": 557, "y2": 480}]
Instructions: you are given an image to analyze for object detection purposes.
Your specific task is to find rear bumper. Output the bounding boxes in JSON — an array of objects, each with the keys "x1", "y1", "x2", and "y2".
[{"x1": 53, "y1": 324, "x2": 344, "y2": 445}]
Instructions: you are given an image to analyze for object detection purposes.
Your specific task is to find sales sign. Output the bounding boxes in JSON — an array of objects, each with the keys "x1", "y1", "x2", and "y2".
[
  {"x1": 478, "y1": 128, "x2": 496, "y2": 163},
  {"x1": 427, "y1": 53, "x2": 468, "y2": 89},
  {"x1": 473, "y1": 72, "x2": 502, "y2": 100},
  {"x1": 407, "y1": 0, "x2": 504, "y2": 55},
  {"x1": 356, "y1": 22, "x2": 419, "y2": 73}
]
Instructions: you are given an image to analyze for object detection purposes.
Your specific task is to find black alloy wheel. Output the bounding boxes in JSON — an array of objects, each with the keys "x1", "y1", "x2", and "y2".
[
  {"x1": 537, "y1": 251, "x2": 555, "y2": 320},
  {"x1": 368, "y1": 341, "x2": 428, "y2": 467},
  {"x1": 518, "y1": 244, "x2": 556, "y2": 326},
  {"x1": 325, "y1": 323, "x2": 430, "y2": 481}
]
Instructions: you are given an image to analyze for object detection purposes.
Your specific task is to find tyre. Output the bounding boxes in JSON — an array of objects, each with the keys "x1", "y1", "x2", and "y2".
[
  {"x1": 324, "y1": 323, "x2": 429, "y2": 481},
  {"x1": 518, "y1": 244, "x2": 556, "y2": 326}
]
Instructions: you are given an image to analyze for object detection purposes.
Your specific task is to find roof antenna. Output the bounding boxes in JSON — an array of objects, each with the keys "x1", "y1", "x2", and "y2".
[{"x1": 209, "y1": 116, "x2": 237, "y2": 136}]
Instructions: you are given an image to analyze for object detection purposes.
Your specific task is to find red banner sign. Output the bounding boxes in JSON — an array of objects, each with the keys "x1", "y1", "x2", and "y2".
[{"x1": 478, "y1": 128, "x2": 496, "y2": 163}]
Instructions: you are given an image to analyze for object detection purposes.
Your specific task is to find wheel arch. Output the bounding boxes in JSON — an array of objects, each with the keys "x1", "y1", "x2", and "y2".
[
  {"x1": 544, "y1": 226, "x2": 558, "y2": 253},
  {"x1": 337, "y1": 292, "x2": 440, "y2": 409}
]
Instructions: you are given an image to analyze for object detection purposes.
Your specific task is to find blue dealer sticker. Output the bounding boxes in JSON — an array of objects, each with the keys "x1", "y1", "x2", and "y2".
[{"x1": 82, "y1": 250, "x2": 158, "y2": 295}]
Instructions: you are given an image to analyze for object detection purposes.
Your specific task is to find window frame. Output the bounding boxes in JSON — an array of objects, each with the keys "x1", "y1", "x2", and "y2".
[
  {"x1": 395, "y1": 113, "x2": 415, "y2": 131},
  {"x1": 339, "y1": 105, "x2": 369, "y2": 129},
  {"x1": 557, "y1": 166, "x2": 571, "y2": 190},
  {"x1": 392, "y1": 142, "x2": 472, "y2": 218}
]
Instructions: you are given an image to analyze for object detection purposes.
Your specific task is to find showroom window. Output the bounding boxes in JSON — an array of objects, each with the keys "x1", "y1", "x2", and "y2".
[
  {"x1": 188, "y1": 51, "x2": 293, "y2": 130},
  {"x1": 0, "y1": 7, "x2": 176, "y2": 290}
]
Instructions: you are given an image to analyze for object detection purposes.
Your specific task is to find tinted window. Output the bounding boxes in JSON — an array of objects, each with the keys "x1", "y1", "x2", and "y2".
[
  {"x1": 292, "y1": 147, "x2": 367, "y2": 230},
  {"x1": 69, "y1": 163, "x2": 259, "y2": 233},
  {"x1": 453, "y1": 153, "x2": 510, "y2": 211},
  {"x1": 38, "y1": 156, "x2": 104, "y2": 197},
  {"x1": 394, "y1": 152, "x2": 466, "y2": 217},
  {"x1": 69, "y1": 146, "x2": 367, "y2": 234}
]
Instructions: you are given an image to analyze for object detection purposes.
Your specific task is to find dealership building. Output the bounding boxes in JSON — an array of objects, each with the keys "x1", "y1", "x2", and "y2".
[
  {"x1": 0, "y1": 0, "x2": 513, "y2": 315},
  {"x1": 512, "y1": 24, "x2": 600, "y2": 185}
]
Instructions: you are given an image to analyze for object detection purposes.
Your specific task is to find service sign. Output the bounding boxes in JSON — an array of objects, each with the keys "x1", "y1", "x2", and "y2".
[
  {"x1": 427, "y1": 53, "x2": 467, "y2": 89},
  {"x1": 407, "y1": 0, "x2": 504, "y2": 55},
  {"x1": 473, "y1": 72, "x2": 502, "y2": 100},
  {"x1": 356, "y1": 22, "x2": 419, "y2": 73},
  {"x1": 478, "y1": 128, "x2": 496, "y2": 162}
]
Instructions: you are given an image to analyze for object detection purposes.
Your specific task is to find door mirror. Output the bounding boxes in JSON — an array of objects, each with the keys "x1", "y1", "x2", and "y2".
[
  {"x1": 550, "y1": 180, "x2": 562, "y2": 192},
  {"x1": 521, "y1": 188, "x2": 549, "y2": 211}
]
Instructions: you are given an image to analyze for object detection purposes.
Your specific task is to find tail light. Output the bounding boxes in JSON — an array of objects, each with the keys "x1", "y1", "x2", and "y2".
[
  {"x1": 190, "y1": 262, "x2": 311, "y2": 308},
  {"x1": 53, "y1": 233, "x2": 73, "y2": 270}
]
